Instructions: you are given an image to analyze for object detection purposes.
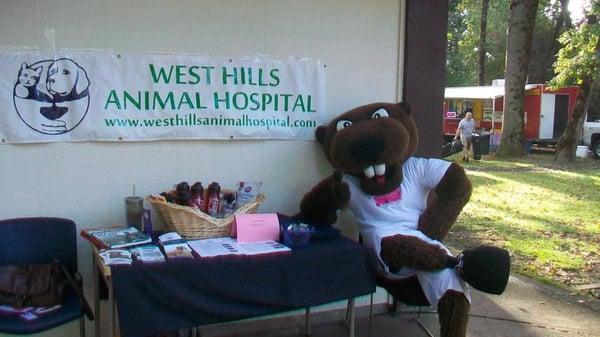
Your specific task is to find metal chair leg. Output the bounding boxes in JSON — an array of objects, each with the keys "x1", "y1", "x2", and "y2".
[
  {"x1": 347, "y1": 298, "x2": 355, "y2": 337},
  {"x1": 388, "y1": 297, "x2": 398, "y2": 316},
  {"x1": 79, "y1": 315, "x2": 85, "y2": 337},
  {"x1": 305, "y1": 307, "x2": 311, "y2": 336},
  {"x1": 345, "y1": 299, "x2": 351, "y2": 323},
  {"x1": 368, "y1": 293, "x2": 374, "y2": 337}
]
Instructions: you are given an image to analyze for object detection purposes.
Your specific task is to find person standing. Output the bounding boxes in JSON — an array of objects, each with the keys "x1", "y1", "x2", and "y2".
[{"x1": 454, "y1": 111, "x2": 476, "y2": 162}]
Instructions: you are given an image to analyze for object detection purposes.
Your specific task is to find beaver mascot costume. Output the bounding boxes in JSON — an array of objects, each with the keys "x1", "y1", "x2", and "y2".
[{"x1": 297, "y1": 102, "x2": 510, "y2": 337}]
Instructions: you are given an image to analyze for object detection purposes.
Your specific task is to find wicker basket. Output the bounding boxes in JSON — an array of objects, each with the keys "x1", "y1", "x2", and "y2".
[{"x1": 147, "y1": 193, "x2": 265, "y2": 239}]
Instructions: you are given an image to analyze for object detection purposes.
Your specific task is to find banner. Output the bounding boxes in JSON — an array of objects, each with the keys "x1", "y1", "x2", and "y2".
[{"x1": 0, "y1": 51, "x2": 326, "y2": 143}]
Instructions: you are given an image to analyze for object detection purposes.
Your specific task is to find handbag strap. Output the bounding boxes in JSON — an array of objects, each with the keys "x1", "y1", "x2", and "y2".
[
  {"x1": 52, "y1": 259, "x2": 95, "y2": 321},
  {"x1": 14, "y1": 265, "x2": 34, "y2": 308}
]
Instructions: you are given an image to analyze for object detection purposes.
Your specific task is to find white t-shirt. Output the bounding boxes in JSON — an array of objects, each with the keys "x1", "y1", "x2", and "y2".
[
  {"x1": 342, "y1": 157, "x2": 469, "y2": 306},
  {"x1": 343, "y1": 157, "x2": 451, "y2": 260}
]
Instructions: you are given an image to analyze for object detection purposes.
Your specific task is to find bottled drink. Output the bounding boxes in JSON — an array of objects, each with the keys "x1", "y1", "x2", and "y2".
[
  {"x1": 190, "y1": 182, "x2": 205, "y2": 210},
  {"x1": 204, "y1": 182, "x2": 221, "y2": 217}
]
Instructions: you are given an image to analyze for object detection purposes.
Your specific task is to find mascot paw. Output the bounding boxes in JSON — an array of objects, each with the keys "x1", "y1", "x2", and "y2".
[{"x1": 455, "y1": 245, "x2": 510, "y2": 295}]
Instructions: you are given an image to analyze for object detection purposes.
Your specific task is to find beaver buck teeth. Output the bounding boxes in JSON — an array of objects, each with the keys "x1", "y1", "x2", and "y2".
[{"x1": 363, "y1": 164, "x2": 386, "y2": 178}]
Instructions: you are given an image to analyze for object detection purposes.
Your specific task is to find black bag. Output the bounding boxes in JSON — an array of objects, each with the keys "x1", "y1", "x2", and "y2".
[
  {"x1": 472, "y1": 134, "x2": 482, "y2": 160},
  {"x1": 0, "y1": 262, "x2": 64, "y2": 308},
  {"x1": 441, "y1": 140, "x2": 464, "y2": 158}
]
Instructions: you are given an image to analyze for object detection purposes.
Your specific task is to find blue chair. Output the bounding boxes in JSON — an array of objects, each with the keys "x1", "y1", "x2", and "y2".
[{"x1": 0, "y1": 217, "x2": 94, "y2": 336}]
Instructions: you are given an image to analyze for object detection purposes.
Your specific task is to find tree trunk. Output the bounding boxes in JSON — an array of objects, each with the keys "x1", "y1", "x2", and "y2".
[
  {"x1": 555, "y1": 36, "x2": 600, "y2": 162},
  {"x1": 496, "y1": 0, "x2": 539, "y2": 158},
  {"x1": 478, "y1": 0, "x2": 490, "y2": 86}
]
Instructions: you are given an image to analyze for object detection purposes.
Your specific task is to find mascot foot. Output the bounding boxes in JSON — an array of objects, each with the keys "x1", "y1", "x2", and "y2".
[
  {"x1": 438, "y1": 290, "x2": 469, "y2": 337},
  {"x1": 455, "y1": 245, "x2": 510, "y2": 295}
]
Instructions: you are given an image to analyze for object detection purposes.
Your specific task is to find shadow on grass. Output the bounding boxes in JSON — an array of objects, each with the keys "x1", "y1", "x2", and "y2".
[
  {"x1": 494, "y1": 171, "x2": 599, "y2": 196},
  {"x1": 470, "y1": 199, "x2": 589, "y2": 235}
]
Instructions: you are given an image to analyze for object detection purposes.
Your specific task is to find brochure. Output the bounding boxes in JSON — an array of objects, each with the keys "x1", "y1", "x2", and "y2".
[
  {"x1": 188, "y1": 237, "x2": 243, "y2": 257},
  {"x1": 188, "y1": 237, "x2": 290, "y2": 257},
  {"x1": 98, "y1": 249, "x2": 133, "y2": 265},
  {"x1": 158, "y1": 232, "x2": 182, "y2": 244},
  {"x1": 160, "y1": 240, "x2": 194, "y2": 259},
  {"x1": 130, "y1": 245, "x2": 165, "y2": 263},
  {"x1": 238, "y1": 240, "x2": 291, "y2": 255}
]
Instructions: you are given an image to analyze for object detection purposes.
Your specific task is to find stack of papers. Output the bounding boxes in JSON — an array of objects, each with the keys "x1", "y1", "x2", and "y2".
[
  {"x1": 130, "y1": 245, "x2": 165, "y2": 263},
  {"x1": 158, "y1": 232, "x2": 194, "y2": 259},
  {"x1": 99, "y1": 249, "x2": 133, "y2": 265},
  {"x1": 158, "y1": 232, "x2": 183, "y2": 244},
  {"x1": 188, "y1": 237, "x2": 291, "y2": 257}
]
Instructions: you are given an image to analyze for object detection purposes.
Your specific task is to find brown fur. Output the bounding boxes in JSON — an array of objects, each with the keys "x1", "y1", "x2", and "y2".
[
  {"x1": 315, "y1": 102, "x2": 416, "y2": 196},
  {"x1": 298, "y1": 171, "x2": 350, "y2": 225},
  {"x1": 380, "y1": 234, "x2": 457, "y2": 272},
  {"x1": 418, "y1": 163, "x2": 472, "y2": 241},
  {"x1": 438, "y1": 290, "x2": 470, "y2": 337}
]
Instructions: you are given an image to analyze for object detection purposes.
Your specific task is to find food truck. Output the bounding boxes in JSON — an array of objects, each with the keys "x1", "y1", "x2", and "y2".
[{"x1": 443, "y1": 80, "x2": 579, "y2": 144}]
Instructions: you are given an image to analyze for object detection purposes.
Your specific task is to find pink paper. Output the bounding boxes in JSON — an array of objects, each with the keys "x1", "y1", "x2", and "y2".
[{"x1": 232, "y1": 213, "x2": 280, "y2": 242}]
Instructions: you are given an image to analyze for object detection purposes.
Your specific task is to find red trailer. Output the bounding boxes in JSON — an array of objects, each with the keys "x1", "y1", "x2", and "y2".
[{"x1": 443, "y1": 82, "x2": 579, "y2": 143}]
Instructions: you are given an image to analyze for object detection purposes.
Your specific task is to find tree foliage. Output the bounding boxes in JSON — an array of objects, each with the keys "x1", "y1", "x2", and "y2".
[
  {"x1": 528, "y1": 0, "x2": 567, "y2": 83},
  {"x1": 447, "y1": 0, "x2": 570, "y2": 86},
  {"x1": 550, "y1": 5, "x2": 600, "y2": 89},
  {"x1": 551, "y1": 2, "x2": 600, "y2": 161},
  {"x1": 447, "y1": 0, "x2": 510, "y2": 86}
]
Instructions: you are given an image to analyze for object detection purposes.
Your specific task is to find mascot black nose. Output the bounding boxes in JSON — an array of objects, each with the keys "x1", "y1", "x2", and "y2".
[{"x1": 350, "y1": 136, "x2": 384, "y2": 162}]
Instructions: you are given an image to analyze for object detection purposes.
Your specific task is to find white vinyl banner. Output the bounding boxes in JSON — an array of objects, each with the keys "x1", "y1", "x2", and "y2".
[{"x1": 0, "y1": 51, "x2": 326, "y2": 143}]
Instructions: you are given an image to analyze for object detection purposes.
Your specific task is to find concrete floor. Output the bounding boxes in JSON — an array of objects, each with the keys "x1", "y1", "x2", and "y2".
[{"x1": 206, "y1": 274, "x2": 600, "y2": 337}]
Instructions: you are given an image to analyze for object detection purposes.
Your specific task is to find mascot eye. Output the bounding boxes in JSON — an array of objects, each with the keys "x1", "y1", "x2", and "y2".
[
  {"x1": 372, "y1": 109, "x2": 389, "y2": 119},
  {"x1": 336, "y1": 120, "x2": 353, "y2": 131}
]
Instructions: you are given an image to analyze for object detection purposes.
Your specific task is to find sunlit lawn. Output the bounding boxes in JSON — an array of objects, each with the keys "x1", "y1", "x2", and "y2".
[{"x1": 445, "y1": 153, "x2": 600, "y2": 298}]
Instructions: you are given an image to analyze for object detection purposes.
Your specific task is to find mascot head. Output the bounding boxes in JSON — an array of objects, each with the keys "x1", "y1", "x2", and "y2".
[{"x1": 316, "y1": 102, "x2": 418, "y2": 196}]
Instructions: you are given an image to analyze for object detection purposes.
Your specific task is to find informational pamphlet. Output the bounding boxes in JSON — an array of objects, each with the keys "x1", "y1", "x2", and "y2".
[
  {"x1": 98, "y1": 249, "x2": 133, "y2": 265},
  {"x1": 188, "y1": 237, "x2": 243, "y2": 257},
  {"x1": 237, "y1": 240, "x2": 291, "y2": 255},
  {"x1": 188, "y1": 237, "x2": 290, "y2": 257},
  {"x1": 158, "y1": 232, "x2": 194, "y2": 259},
  {"x1": 130, "y1": 245, "x2": 165, "y2": 263},
  {"x1": 161, "y1": 240, "x2": 194, "y2": 259}
]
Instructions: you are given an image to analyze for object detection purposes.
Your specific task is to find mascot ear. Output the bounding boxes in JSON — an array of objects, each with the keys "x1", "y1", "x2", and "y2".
[
  {"x1": 398, "y1": 102, "x2": 412, "y2": 115},
  {"x1": 315, "y1": 125, "x2": 327, "y2": 145}
]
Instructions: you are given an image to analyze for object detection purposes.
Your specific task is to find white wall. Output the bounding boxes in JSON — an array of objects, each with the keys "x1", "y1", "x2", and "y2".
[{"x1": 0, "y1": 0, "x2": 403, "y2": 335}]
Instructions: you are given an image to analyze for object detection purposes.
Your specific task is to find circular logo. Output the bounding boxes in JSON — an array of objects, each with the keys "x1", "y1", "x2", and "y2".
[{"x1": 13, "y1": 58, "x2": 90, "y2": 135}]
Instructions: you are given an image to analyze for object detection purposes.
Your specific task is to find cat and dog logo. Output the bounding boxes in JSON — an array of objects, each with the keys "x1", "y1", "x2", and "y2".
[{"x1": 12, "y1": 58, "x2": 90, "y2": 135}]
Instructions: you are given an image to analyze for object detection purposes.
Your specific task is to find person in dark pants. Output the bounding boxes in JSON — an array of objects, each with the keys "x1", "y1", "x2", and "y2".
[{"x1": 454, "y1": 112, "x2": 476, "y2": 162}]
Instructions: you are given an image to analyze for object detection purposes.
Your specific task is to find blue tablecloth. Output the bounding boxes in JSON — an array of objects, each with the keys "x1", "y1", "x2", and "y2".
[{"x1": 112, "y1": 236, "x2": 377, "y2": 337}]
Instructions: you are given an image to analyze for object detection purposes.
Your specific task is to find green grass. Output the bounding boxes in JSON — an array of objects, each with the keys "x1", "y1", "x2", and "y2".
[{"x1": 445, "y1": 153, "x2": 600, "y2": 294}]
